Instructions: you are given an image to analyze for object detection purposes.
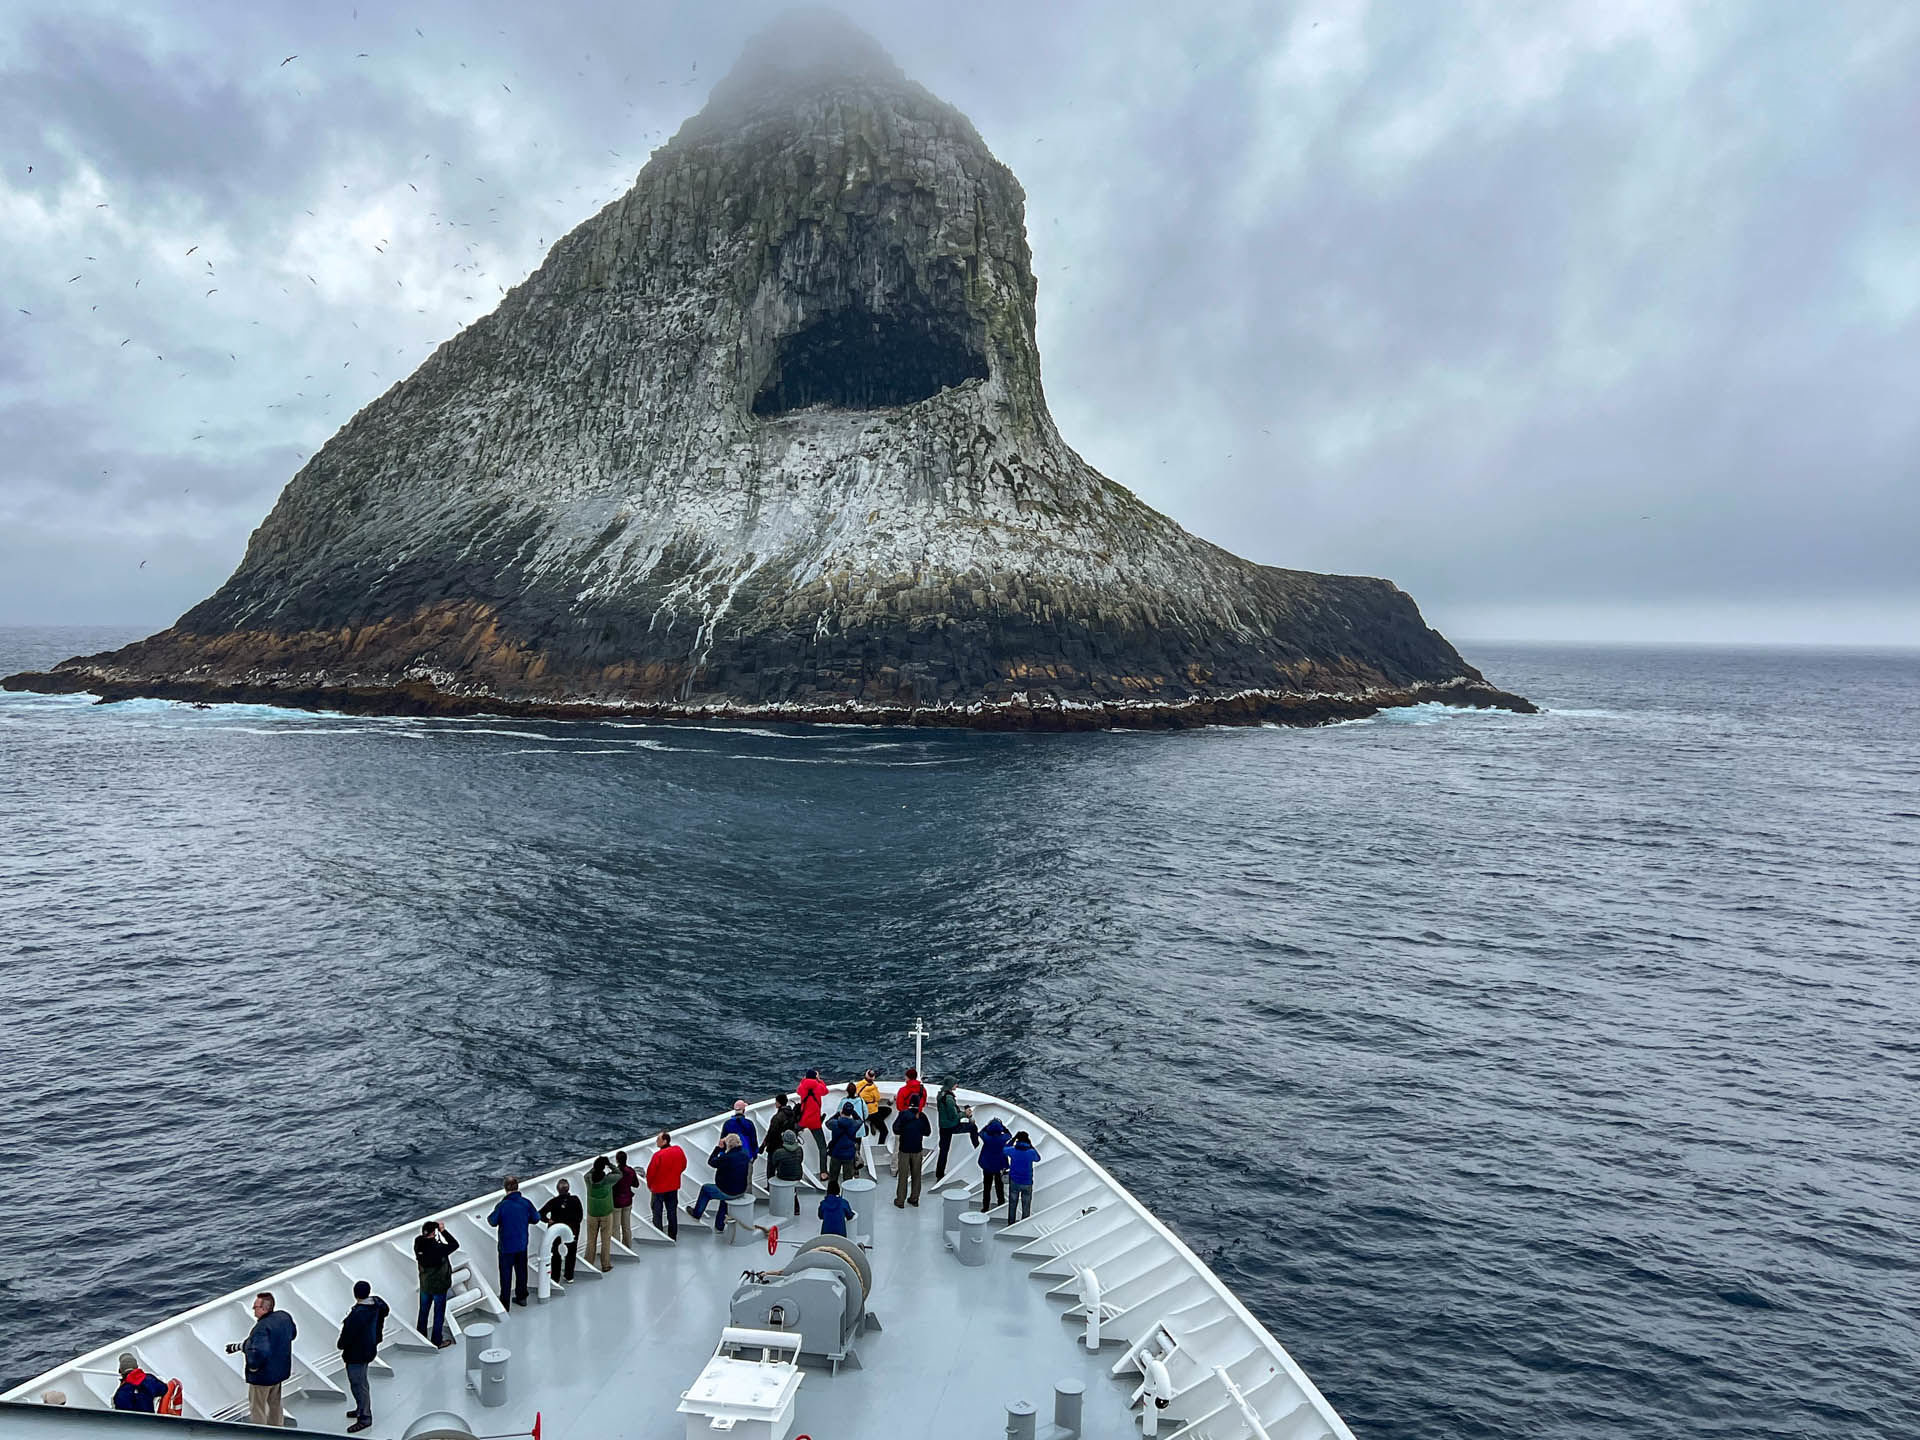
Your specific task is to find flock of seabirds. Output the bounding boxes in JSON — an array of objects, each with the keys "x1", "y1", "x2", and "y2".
[
  {"x1": 13, "y1": 28, "x2": 1101, "y2": 579},
  {"x1": 12, "y1": 30, "x2": 705, "y2": 535},
  {"x1": 79, "y1": 1068, "x2": 1043, "y2": 1431}
]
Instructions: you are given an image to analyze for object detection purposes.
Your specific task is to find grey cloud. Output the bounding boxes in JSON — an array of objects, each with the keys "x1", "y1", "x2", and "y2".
[{"x1": 1, "y1": 0, "x2": 1914, "y2": 644}]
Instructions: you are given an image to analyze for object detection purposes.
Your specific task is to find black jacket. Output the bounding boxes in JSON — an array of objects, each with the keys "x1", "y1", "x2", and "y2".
[
  {"x1": 337, "y1": 1296, "x2": 389, "y2": 1365},
  {"x1": 539, "y1": 1192, "x2": 584, "y2": 1236},
  {"x1": 414, "y1": 1231, "x2": 460, "y2": 1295}
]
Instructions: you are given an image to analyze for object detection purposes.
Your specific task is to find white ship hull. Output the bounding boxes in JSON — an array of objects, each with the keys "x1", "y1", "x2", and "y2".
[{"x1": 3, "y1": 1086, "x2": 1355, "y2": 1440}]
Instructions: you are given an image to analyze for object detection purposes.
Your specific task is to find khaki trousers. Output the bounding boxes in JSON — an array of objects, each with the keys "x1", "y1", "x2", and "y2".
[
  {"x1": 585, "y1": 1210, "x2": 614, "y2": 1269},
  {"x1": 614, "y1": 1203, "x2": 632, "y2": 1247},
  {"x1": 894, "y1": 1150, "x2": 925, "y2": 1205},
  {"x1": 248, "y1": 1382, "x2": 283, "y2": 1427}
]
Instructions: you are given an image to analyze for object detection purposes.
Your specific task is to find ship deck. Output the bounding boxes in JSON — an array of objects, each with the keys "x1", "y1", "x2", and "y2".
[{"x1": 4, "y1": 1087, "x2": 1352, "y2": 1440}]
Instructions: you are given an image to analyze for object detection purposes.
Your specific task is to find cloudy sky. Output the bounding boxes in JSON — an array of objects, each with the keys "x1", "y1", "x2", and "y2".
[{"x1": 3, "y1": 1, "x2": 1915, "y2": 644}]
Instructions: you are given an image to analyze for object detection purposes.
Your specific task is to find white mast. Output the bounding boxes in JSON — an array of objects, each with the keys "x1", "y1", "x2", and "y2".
[{"x1": 909, "y1": 1015, "x2": 930, "y2": 1075}]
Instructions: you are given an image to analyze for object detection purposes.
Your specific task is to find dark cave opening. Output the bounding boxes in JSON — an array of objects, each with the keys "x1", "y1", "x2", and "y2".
[{"x1": 752, "y1": 309, "x2": 988, "y2": 416}]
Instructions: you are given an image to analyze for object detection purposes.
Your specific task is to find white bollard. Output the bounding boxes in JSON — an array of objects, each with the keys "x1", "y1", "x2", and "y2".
[
  {"x1": 842, "y1": 1177, "x2": 877, "y2": 1248},
  {"x1": 477, "y1": 1347, "x2": 509, "y2": 1408},
  {"x1": 769, "y1": 1176, "x2": 798, "y2": 1217},
  {"x1": 957, "y1": 1210, "x2": 992, "y2": 1266},
  {"x1": 1076, "y1": 1267, "x2": 1103, "y2": 1350},
  {"x1": 536, "y1": 1222, "x2": 574, "y2": 1301}
]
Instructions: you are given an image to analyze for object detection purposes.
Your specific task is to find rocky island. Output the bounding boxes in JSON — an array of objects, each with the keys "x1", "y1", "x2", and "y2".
[{"x1": 5, "y1": 17, "x2": 1532, "y2": 731}]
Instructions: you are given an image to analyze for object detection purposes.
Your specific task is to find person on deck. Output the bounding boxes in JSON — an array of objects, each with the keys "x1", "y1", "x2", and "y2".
[
  {"x1": 721, "y1": 1100, "x2": 761, "y2": 1168},
  {"x1": 978, "y1": 1116, "x2": 1013, "y2": 1213},
  {"x1": 111, "y1": 1355, "x2": 165, "y2": 1413},
  {"x1": 826, "y1": 1100, "x2": 865, "y2": 1184},
  {"x1": 795, "y1": 1069, "x2": 831, "y2": 1178},
  {"x1": 613, "y1": 1150, "x2": 639, "y2": 1248},
  {"x1": 895, "y1": 1067, "x2": 927, "y2": 1116},
  {"x1": 689, "y1": 1133, "x2": 753, "y2": 1232},
  {"x1": 1005, "y1": 1130, "x2": 1042, "y2": 1224},
  {"x1": 771, "y1": 1127, "x2": 806, "y2": 1187},
  {"x1": 763, "y1": 1094, "x2": 797, "y2": 1178},
  {"x1": 486, "y1": 1176, "x2": 539, "y2": 1309},
  {"x1": 225, "y1": 1291, "x2": 295, "y2": 1427},
  {"x1": 893, "y1": 1094, "x2": 932, "y2": 1207},
  {"x1": 857, "y1": 1071, "x2": 889, "y2": 1141},
  {"x1": 647, "y1": 1131, "x2": 687, "y2": 1240},
  {"x1": 539, "y1": 1178, "x2": 583, "y2": 1280},
  {"x1": 583, "y1": 1156, "x2": 618, "y2": 1270},
  {"x1": 413, "y1": 1221, "x2": 460, "y2": 1347},
  {"x1": 818, "y1": 1176, "x2": 855, "y2": 1238},
  {"x1": 935, "y1": 1080, "x2": 980, "y2": 1181},
  {"x1": 336, "y1": 1279, "x2": 389, "y2": 1433}
]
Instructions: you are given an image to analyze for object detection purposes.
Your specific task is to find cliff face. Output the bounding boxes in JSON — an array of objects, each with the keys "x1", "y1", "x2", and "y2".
[{"x1": 5, "y1": 17, "x2": 1531, "y2": 729}]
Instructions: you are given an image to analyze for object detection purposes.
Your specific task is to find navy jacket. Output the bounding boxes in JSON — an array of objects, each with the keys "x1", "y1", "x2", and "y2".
[
  {"x1": 242, "y1": 1309, "x2": 297, "y2": 1387},
  {"x1": 113, "y1": 1372, "x2": 166, "y2": 1412},
  {"x1": 488, "y1": 1191, "x2": 540, "y2": 1252},
  {"x1": 336, "y1": 1296, "x2": 389, "y2": 1365},
  {"x1": 826, "y1": 1112, "x2": 863, "y2": 1161},
  {"x1": 978, "y1": 1118, "x2": 1013, "y2": 1173},
  {"x1": 708, "y1": 1144, "x2": 753, "y2": 1197},
  {"x1": 818, "y1": 1193, "x2": 854, "y2": 1236},
  {"x1": 721, "y1": 1113, "x2": 761, "y2": 1159},
  {"x1": 893, "y1": 1108, "x2": 932, "y2": 1154}
]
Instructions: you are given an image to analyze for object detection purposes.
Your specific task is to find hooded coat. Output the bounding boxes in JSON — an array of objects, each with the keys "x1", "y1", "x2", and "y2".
[
  {"x1": 795, "y1": 1076, "x2": 830, "y2": 1130},
  {"x1": 978, "y1": 1118, "x2": 1013, "y2": 1174}
]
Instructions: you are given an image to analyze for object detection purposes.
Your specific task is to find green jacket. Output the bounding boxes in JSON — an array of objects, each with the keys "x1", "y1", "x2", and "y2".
[
  {"x1": 585, "y1": 1171, "x2": 616, "y2": 1218},
  {"x1": 938, "y1": 1089, "x2": 963, "y2": 1130}
]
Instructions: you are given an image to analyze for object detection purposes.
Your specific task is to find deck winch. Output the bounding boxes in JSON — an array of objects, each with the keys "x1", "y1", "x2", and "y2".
[{"x1": 727, "y1": 1234, "x2": 880, "y2": 1372}]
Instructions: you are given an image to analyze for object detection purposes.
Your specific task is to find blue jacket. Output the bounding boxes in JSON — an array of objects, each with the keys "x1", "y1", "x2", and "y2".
[
  {"x1": 721, "y1": 1114, "x2": 760, "y2": 1159},
  {"x1": 708, "y1": 1144, "x2": 753, "y2": 1197},
  {"x1": 488, "y1": 1192, "x2": 540, "y2": 1252},
  {"x1": 113, "y1": 1372, "x2": 167, "y2": 1412},
  {"x1": 818, "y1": 1194, "x2": 854, "y2": 1237},
  {"x1": 242, "y1": 1309, "x2": 297, "y2": 1387},
  {"x1": 1007, "y1": 1140, "x2": 1040, "y2": 1186},
  {"x1": 978, "y1": 1118, "x2": 1013, "y2": 1174},
  {"x1": 827, "y1": 1112, "x2": 863, "y2": 1161}
]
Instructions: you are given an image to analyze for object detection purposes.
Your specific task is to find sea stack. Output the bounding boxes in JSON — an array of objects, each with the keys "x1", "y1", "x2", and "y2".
[{"x1": 6, "y1": 16, "x2": 1531, "y2": 729}]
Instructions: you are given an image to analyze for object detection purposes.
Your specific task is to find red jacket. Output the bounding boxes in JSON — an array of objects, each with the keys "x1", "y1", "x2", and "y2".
[
  {"x1": 895, "y1": 1079, "x2": 927, "y2": 1113},
  {"x1": 796, "y1": 1076, "x2": 830, "y2": 1130},
  {"x1": 645, "y1": 1144, "x2": 687, "y2": 1194}
]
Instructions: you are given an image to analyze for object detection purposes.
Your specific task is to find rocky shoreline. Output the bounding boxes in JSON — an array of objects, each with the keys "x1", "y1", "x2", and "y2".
[{"x1": 0, "y1": 667, "x2": 1534, "y2": 732}]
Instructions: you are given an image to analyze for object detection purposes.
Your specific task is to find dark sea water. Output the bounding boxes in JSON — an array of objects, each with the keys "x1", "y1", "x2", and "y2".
[{"x1": 1, "y1": 626, "x2": 1916, "y2": 1438}]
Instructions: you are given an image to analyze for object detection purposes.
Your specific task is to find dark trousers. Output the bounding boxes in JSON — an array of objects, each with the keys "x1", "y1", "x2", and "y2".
[
  {"x1": 936, "y1": 1122, "x2": 979, "y2": 1178},
  {"x1": 981, "y1": 1170, "x2": 1007, "y2": 1210},
  {"x1": 650, "y1": 1190, "x2": 678, "y2": 1238},
  {"x1": 829, "y1": 1154, "x2": 859, "y2": 1184},
  {"x1": 345, "y1": 1362, "x2": 371, "y2": 1421},
  {"x1": 416, "y1": 1289, "x2": 448, "y2": 1344},
  {"x1": 806, "y1": 1127, "x2": 827, "y2": 1171},
  {"x1": 550, "y1": 1235, "x2": 577, "y2": 1280},
  {"x1": 868, "y1": 1109, "x2": 890, "y2": 1139},
  {"x1": 498, "y1": 1248, "x2": 529, "y2": 1306}
]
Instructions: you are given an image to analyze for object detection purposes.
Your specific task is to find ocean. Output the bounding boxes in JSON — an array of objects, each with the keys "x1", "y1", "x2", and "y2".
[{"x1": 0, "y1": 627, "x2": 1914, "y2": 1439}]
